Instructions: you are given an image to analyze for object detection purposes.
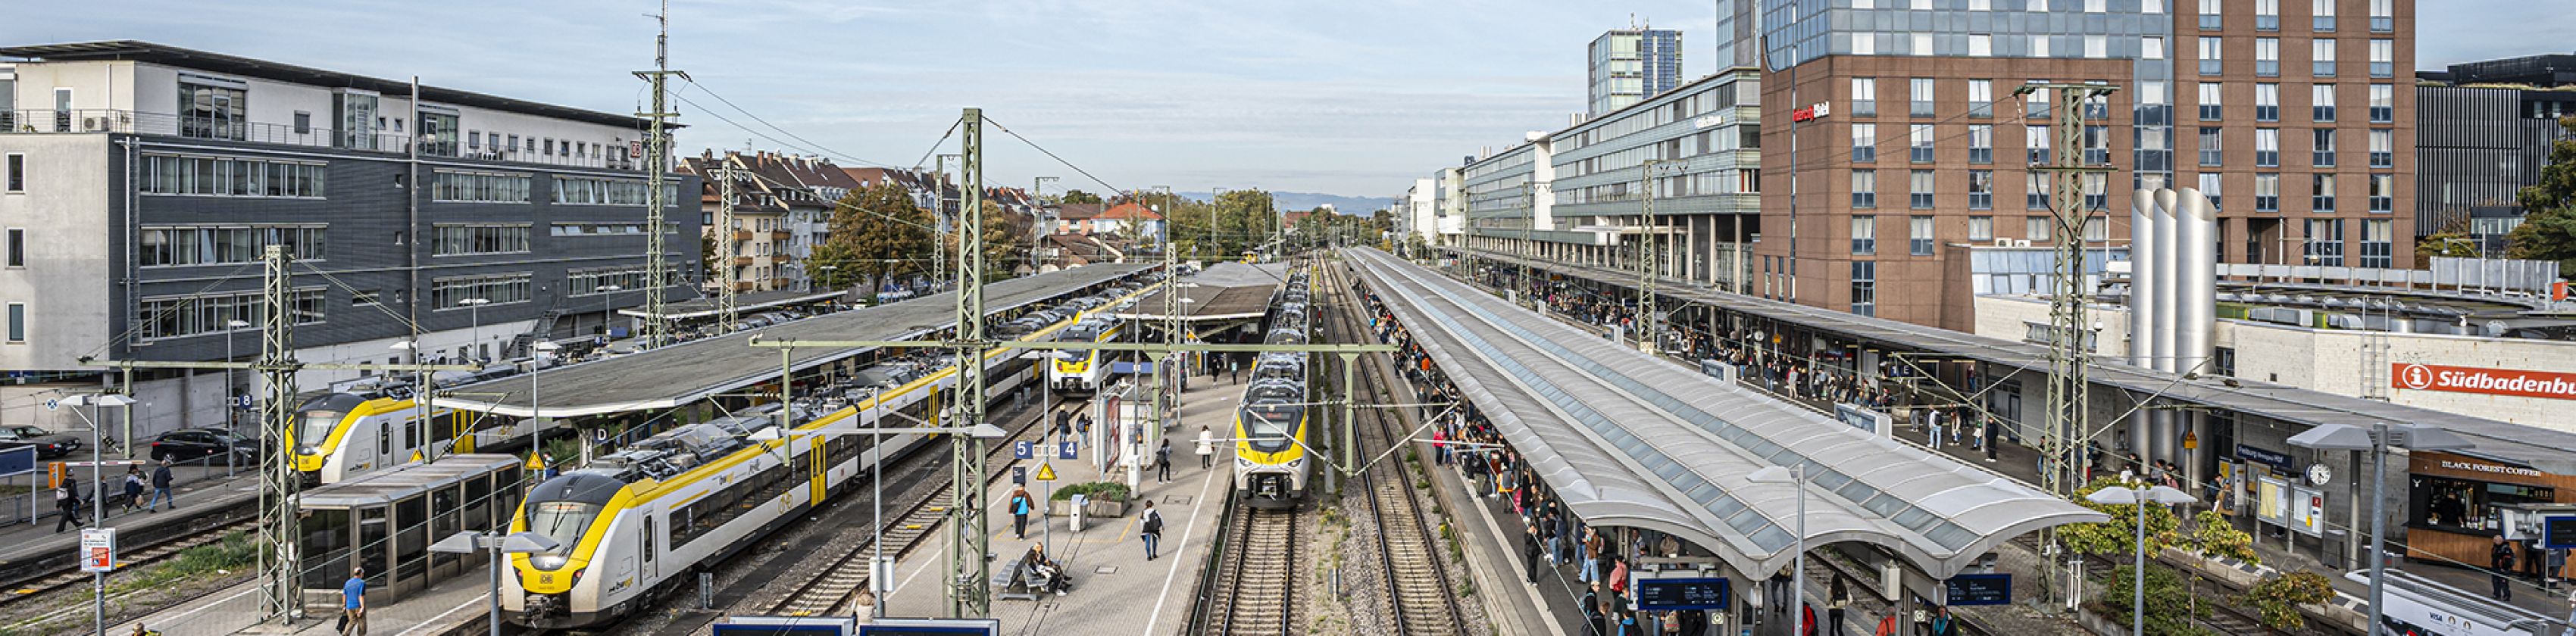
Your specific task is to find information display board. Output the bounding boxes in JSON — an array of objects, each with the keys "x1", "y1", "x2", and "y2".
[
  {"x1": 1943, "y1": 573, "x2": 2012, "y2": 606},
  {"x1": 1633, "y1": 576, "x2": 1730, "y2": 611}
]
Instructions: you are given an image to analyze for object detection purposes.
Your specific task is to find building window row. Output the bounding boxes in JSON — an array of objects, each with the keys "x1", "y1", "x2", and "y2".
[
  {"x1": 552, "y1": 223, "x2": 681, "y2": 237},
  {"x1": 431, "y1": 223, "x2": 532, "y2": 256},
  {"x1": 139, "y1": 225, "x2": 326, "y2": 267},
  {"x1": 139, "y1": 154, "x2": 327, "y2": 198},
  {"x1": 569, "y1": 267, "x2": 646, "y2": 295},
  {"x1": 431, "y1": 170, "x2": 533, "y2": 203},
  {"x1": 553, "y1": 176, "x2": 674, "y2": 206},
  {"x1": 137, "y1": 288, "x2": 324, "y2": 340},
  {"x1": 432, "y1": 273, "x2": 533, "y2": 309}
]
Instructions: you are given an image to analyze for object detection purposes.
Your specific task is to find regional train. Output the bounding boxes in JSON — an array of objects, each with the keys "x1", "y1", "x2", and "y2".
[
  {"x1": 1234, "y1": 267, "x2": 1314, "y2": 509},
  {"x1": 497, "y1": 288, "x2": 1120, "y2": 629},
  {"x1": 286, "y1": 367, "x2": 545, "y2": 484},
  {"x1": 1048, "y1": 316, "x2": 1125, "y2": 393}
]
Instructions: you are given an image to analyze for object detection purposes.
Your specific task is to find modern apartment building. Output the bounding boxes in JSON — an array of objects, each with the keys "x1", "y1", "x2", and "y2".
[
  {"x1": 1590, "y1": 28, "x2": 1686, "y2": 117},
  {"x1": 0, "y1": 41, "x2": 699, "y2": 432},
  {"x1": 1741, "y1": 0, "x2": 2414, "y2": 329},
  {"x1": 2415, "y1": 53, "x2": 2576, "y2": 254}
]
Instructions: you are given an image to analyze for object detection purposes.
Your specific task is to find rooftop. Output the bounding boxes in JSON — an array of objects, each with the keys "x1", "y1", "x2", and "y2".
[{"x1": 1, "y1": 41, "x2": 655, "y2": 129}]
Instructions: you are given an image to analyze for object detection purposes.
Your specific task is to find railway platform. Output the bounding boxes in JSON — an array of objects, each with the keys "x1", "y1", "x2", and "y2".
[
  {"x1": 870, "y1": 373, "x2": 1240, "y2": 636},
  {"x1": 108, "y1": 563, "x2": 489, "y2": 636},
  {"x1": 0, "y1": 463, "x2": 258, "y2": 591}
]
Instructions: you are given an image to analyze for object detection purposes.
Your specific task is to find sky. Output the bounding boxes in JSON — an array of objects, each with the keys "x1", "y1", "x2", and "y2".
[{"x1": 7, "y1": 0, "x2": 2572, "y2": 201}]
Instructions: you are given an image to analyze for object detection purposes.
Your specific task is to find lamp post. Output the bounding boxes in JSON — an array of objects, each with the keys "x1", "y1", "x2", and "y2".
[
  {"x1": 459, "y1": 298, "x2": 492, "y2": 363},
  {"x1": 752, "y1": 419, "x2": 1008, "y2": 617},
  {"x1": 597, "y1": 285, "x2": 623, "y2": 341},
  {"x1": 430, "y1": 530, "x2": 559, "y2": 636},
  {"x1": 62, "y1": 392, "x2": 136, "y2": 636},
  {"x1": 1748, "y1": 463, "x2": 1809, "y2": 633},
  {"x1": 2086, "y1": 485, "x2": 2199, "y2": 636},
  {"x1": 530, "y1": 341, "x2": 564, "y2": 465},
  {"x1": 224, "y1": 320, "x2": 250, "y2": 430},
  {"x1": 2290, "y1": 422, "x2": 2473, "y2": 636}
]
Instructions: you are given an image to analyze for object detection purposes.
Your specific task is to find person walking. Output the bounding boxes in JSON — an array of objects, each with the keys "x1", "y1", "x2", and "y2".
[
  {"x1": 1928, "y1": 606, "x2": 1956, "y2": 636},
  {"x1": 1008, "y1": 485, "x2": 1035, "y2": 540},
  {"x1": 1579, "y1": 526, "x2": 1602, "y2": 584},
  {"x1": 1140, "y1": 500, "x2": 1165, "y2": 560},
  {"x1": 2490, "y1": 534, "x2": 2517, "y2": 601},
  {"x1": 52, "y1": 482, "x2": 81, "y2": 533},
  {"x1": 1523, "y1": 522, "x2": 1543, "y2": 585},
  {"x1": 1828, "y1": 575, "x2": 1852, "y2": 636},
  {"x1": 1155, "y1": 439, "x2": 1172, "y2": 483},
  {"x1": 340, "y1": 567, "x2": 367, "y2": 636},
  {"x1": 119, "y1": 466, "x2": 146, "y2": 514},
  {"x1": 148, "y1": 460, "x2": 177, "y2": 512},
  {"x1": 1580, "y1": 581, "x2": 1606, "y2": 636},
  {"x1": 1196, "y1": 425, "x2": 1215, "y2": 469}
]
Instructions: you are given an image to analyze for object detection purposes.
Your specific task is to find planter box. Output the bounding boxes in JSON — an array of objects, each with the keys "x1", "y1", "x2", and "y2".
[{"x1": 1048, "y1": 498, "x2": 1129, "y2": 518}]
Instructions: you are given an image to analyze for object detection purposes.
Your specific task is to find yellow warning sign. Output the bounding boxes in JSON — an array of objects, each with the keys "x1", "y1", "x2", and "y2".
[{"x1": 1034, "y1": 463, "x2": 1058, "y2": 482}]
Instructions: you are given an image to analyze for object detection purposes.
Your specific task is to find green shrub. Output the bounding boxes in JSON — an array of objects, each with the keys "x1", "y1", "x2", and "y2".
[
  {"x1": 1049, "y1": 481, "x2": 1131, "y2": 501},
  {"x1": 2097, "y1": 564, "x2": 2215, "y2": 636},
  {"x1": 2240, "y1": 572, "x2": 2334, "y2": 630}
]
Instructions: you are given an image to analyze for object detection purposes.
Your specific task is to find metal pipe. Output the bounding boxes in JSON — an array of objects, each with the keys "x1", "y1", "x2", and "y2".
[
  {"x1": 2127, "y1": 191, "x2": 2158, "y2": 463},
  {"x1": 2149, "y1": 189, "x2": 2181, "y2": 464},
  {"x1": 2174, "y1": 189, "x2": 2218, "y2": 486}
]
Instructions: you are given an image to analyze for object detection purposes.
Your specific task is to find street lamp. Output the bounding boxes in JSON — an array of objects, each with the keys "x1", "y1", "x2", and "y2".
[
  {"x1": 753, "y1": 419, "x2": 1007, "y2": 616},
  {"x1": 2289, "y1": 422, "x2": 2473, "y2": 636},
  {"x1": 596, "y1": 285, "x2": 624, "y2": 341},
  {"x1": 1747, "y1": 464, "x2": 1810, "y2": 631},
  {"x1": 459, "y1": 298, "x2": 492, "y2": 363},
  {"x1": 61, "y1": 392, "x2": 136, "y2": 636},
  {"x1": 224, "y1": 320, "x2": 250, "y2": 430},
  {"x1": 2086, "y1": 485, "x2": 2199, "y2": 636},
  {"x1": 529, "y1": 341, "x2": 565, "y2": 466},
  {"x1": 430, "y1": 530, "x2": 559, "y2": 636}
]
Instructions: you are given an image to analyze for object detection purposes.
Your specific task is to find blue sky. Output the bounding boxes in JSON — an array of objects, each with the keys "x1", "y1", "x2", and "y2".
[{"x1": 8, "y1": 0, "x2": 2571, "y2": 201}]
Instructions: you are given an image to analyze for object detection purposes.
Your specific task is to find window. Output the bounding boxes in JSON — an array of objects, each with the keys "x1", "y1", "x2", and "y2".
[
  {"x1": 431, "y1": 170, "x2": 533, "y2": 203},
  {"x1": 1852, "y1": 170, "x2": 1878, "y2": 208},
  {"x1": 5, "y1": 303, "x2": 20, "y2": 343},
  {"x1": 2370, "y1": 0, "x2": 2393, "y2": 31},
  {"x1": 2256, "y1": 83, "x2": 2281, "y2": 121},
  {"x1": 1969, "y1": 216, "x2": 1995, "y2": 242},
  {"x1": 138, "y1": 154, "x2": 328, "y2": 198},
  {"x1": 1968, "y1": 168, "x2": 1993, "y2": 210},
  {"x1": 2361, "y1": 219, "x2": 2393, "y2": 267},
  {"x1": 177, "y1": 76, "x2": 248, "y2": 141},
  {"x1": 292, "y1": 111, "x2": 311, "y2": 136},
  {"x1": 1852, "y1": 78, "x2": 1877, "y2": 117},
  {"x1": 432, "y1": 273, "x2": 534, "y2": 309},
  {"x1": 2026, "y1": 216, "x2": 2053, "y2": 242},
  {"x1": 2083, "y1": 172, "x2": 2109, "y2": 210},
  {"x1": 2145, "y1": 0, "x2": 2165, "y2": 13},
  {"x1": 1968, "y1": 80, "x2": 1994, "y2": 118},
  {"x1": 1971, "y1": 0, "x2": 1990, "y2": 8},
  {"x1": 1853, "y1": 33, "x2": 1877, "y2": 55},
  {"x1": 138, "y1": 226, "x2": 327, "y2": 267},
  {"x1": 5, "y1": 229, "x2": 20, "y2": 267},
  {"x1": 430, "y1": 224, "x2": 532, "y2": 256},
  {"x1": 506, "y1": 135, "x2": 521, "y2": 153},
  {"x1": 2083, "y1": 125, "x2": 2109, "y2": 164},
  {"x1": 2313, "y1": 128, "x2": 2337, "y2": 167},
  {"x1": 2085, "y1": 215, "x2": 2110, "y2": 242},
  {"x1": 136, "y1": 288, "x2": 323, "y2": 339},
  {"x1": 1851, "y1": 261, "x2": 1877, "y2": 317},
  {"x1": 2027, "y1": 125, "x2": 2052, "y2": 164},
  {"x1": 2305, "y1": 218, "x2": 2344, "y2": 266},
  {"x1": 2084, "y1": 36, "x2": 2108, "y2": 59},
  {"x1": 1852, "y1": 123, "x2": 1879, "y2": 163},
  {"x1": 2144, "y1": 37, "x2": 2166, "y2": 61},
  {"x1": 2256, "y1": 0, "x2": 2280, "y2": 30},
  {"x1": 2199, "y1": 128, "x2": 2224, "y2": 166},
  {"x1": 2313, "y1": 39, "x2": 2337, "y2": 76},
  {"x1": 2370, "y1": 39, "x2": 2394, "y2": 77},
  {"x1": 2370, "y1": 173, "x2": 2394, "y2": 212},
  {"x1": 2199, "y1": 172, "x2": 2224, "y2": 210},
  {"x1": 2027, "y1": 177, "x2": 2052, "y2": 210},
  {"x1": 2312, "y1": 173, "x2": 2337, "y2": 212},
  {"x1": 2196, "y1": 37, "x2": 2222, "y2": 75},
  {"x1": 2085, "y1": 0, "x2": 2106, "y2": 11},
  {"x1": 2032, "y1": 36, "x2": 2052, "y2": 58},
  {"x1": 2312, "y1": 0, "x2": 2337, "y2": 30},
  {"x1": 542, "y1": 139, "x2": 555, "y2": 156},
  {"x1": 1912, "y1": 33, "x2": 1933, "y2": 56},
  {"x1": 2025, "y1": 80, "x2": 2050, "y2": 118},
  {"x1": 1911, "y1": 125, "x2": 1936, "y2": 163},
  {"x1": 569, "y1": 267, "x2": 648, "y2": 295},
  {"x1": 2256, "y1": 128, "x2": 2281, "y2": 167},
  {"x1": 2369, "y1": 129, "x2": 2393, "y2": 167},
  {"x1": 1910, "y1": 216, "x2": 1936, "y2": 255},
  {"x1": 2256, "y1": 38, "x2": 2281, "y2": 76},
  {"x1": 1911, "y1": 78, "x2": 1935, "y2": 117},
  {"x1": 2256, "y1": 173, "x2": 2281, "y2": 211},
  {"x1": 2199, "y1": 83, "x2": 2222, "y2": 120},
  {"x1": 1910, "y1": 170, "x2": 1935, "y2": 208},
  {"x1": 553, "y1": 176, "x2": 671, "y2": 206},
  {"x1": 2369, "y1": 84, "x2": 2395, "y2": 123},
  {"x1": 1968, "y1": 125, "x2": 1995, "y2": 164},
  {"x1": 2312, "y1": 84, "x2": 2338, "y2": 121},
  {"x1": 467, "y1": 131, "x2": 482, "y2": 149},
  {"x1": 3, "y1": 154, "x2": 20, "y2": 192},
  {"x1": 1970, "y1": 34, "x2": 1993, "y2": 58},
  {"x1": 1852, "y1": 216, "x2": 1877, "y2": 254},
  {"x1": 2201, "y1": 0, "x2": 2224, "y2": 30}
]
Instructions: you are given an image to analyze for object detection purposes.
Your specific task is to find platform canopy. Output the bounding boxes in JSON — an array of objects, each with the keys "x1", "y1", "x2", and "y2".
[{"x1": 1116, "y1": 262, "x2": 1291, "y2": 323}]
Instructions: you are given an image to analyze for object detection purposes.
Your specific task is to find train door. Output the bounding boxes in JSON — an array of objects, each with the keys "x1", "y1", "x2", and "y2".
[
  {"x1": 404, "y1": 413, "x2": 424, "y2": 463},
  {"x1": 808, "y1": 436, "x2": 828, "y2": 503},
  {"x1": 641, "y1": 514, "x2": 657, "y2": 581}
]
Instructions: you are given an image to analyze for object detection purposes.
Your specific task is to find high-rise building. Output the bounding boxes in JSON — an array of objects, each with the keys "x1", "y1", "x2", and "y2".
[
  {"x1": 2415, "y1": 53, "x2": 2576, "y2": 254},
  {"x1": 1590, "y1": 27, "x2": 1684, "y2": 116},
  {"x1": 1730, "y1": 0, "x2": 2414, "y2": 329}
]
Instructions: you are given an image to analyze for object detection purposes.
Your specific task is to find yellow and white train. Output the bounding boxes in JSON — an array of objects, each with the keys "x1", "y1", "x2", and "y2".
[
  {"x1": 1233, "y1": 268, "x2": 1313, "y2": 509},
  {"x1": 286, "y1": 391, "x2": 496, "y2": 484},
  {"x1": 1047, "y1": 316, "x2": 1124, "y2": 393}
]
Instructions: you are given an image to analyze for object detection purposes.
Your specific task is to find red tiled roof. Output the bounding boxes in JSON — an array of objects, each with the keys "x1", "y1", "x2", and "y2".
[{"x1": 1096, "y1": 202, "x2": 1163, "y2": 221}]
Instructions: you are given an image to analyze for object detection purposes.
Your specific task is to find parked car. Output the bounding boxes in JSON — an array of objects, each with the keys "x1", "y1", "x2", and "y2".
[
  {"x1": 148, "y1": 427, "x2": 261, "y2": 463},
  {"x1": 0, "y1": 426, "x2": 83, "y2": 459}
]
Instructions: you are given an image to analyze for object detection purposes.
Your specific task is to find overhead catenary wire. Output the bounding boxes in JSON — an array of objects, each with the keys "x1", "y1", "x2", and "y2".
[{"x1": 682, "y1": 78, "x2": 904, "y2": 170}]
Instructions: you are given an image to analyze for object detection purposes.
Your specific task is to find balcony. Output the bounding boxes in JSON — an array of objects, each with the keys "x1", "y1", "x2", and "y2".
[
  {"x1": 771, "y1": 229, "x2": 792, "y2": 241},
  {"x1": 733, "y1": 229, "x2": 755, "y2": 242},
  {"x1": 732, "y1": 256, "x2": 755, "y2": 266},
  {"x1": 1, "y1": 108, "x2": 643, "y2": 171}
]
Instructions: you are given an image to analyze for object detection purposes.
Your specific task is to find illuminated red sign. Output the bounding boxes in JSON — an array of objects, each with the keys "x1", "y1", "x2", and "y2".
[
  {"x1": 2393, "y1": 363, "x2": 2576, "y2": 401},
  {"x1": 1791, "y1": 102, "x2": 1833, "y2": 123}
]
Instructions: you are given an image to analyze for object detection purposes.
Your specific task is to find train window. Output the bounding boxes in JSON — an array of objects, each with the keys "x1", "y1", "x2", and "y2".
[
  {"x1": 642, "y1": 516, "x2": 655, "y2": 565},
  {"x1": 396, "y1": 494, "x2": 429, "y2": 581},
  {"x1": 301, "y1": 508, "x2": 353, "y2": 589},
  {"x1": 378, "y1": 425, "x2": 391, "y2": 457},
  {"x1": 358, "y1": 507, "x2": 390, "y2": 585},
  {"x1": 406, "y1": 419, "x2": 422, "y2": 454},
  {"x1": 431, "y1": 486, "x2": 461, "y2": 568},
  {"x1": 464, "y1": 474, "x2": 491, "y2": 530}
]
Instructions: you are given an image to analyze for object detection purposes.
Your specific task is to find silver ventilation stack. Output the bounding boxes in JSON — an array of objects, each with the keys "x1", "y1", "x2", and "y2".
[
  {"x1": 2128, "y1": 189, "x2": 2218, "y2": 478},
  {"x1": 2127, "y1": 191, "x2": 2161, "y2": 461}
]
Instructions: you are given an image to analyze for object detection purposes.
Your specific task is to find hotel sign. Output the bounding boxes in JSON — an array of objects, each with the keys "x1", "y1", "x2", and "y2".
[
  {"x1": 1791, "y1": 102, "x2": 1832, "y2": 123},
  {"x1": 2393, "y1": 363, "x2": 2576, "y2": 401},
  {"x1": 1694, "y1": 114, "x2": 1727, "y2": 129}
]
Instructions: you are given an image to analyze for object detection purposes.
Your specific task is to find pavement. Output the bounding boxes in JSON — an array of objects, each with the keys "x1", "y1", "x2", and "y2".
[
  {"x1": 0, "y1": 462, "x2": 261, "y2": 580},
  {"x1": 109, "y1": 560, "x2": 493, "y2": 636},
  {"x1": 870, "y1": 375, "x2": 1239, "y2": 636}
]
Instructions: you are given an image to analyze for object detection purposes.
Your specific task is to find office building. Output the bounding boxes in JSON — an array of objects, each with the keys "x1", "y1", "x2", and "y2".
[
  {"x1": 1590, "y1": 27, "x2": 1685, "y2": 116},
  {"x1": 0, "y1": 41, "x2": 699, "y2": 432},
  {"x1": 2415, "y1": 53, "x2": 2576, "y2": 253}
]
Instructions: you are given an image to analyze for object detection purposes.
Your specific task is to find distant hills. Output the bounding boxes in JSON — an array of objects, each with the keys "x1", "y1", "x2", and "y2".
[{"x1": 1179, "y1": 191, "x2": 1396, "y2": 214}]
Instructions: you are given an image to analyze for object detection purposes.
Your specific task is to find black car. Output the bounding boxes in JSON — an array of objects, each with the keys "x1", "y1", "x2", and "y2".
[
  {"x1": 148, "y1": 428, "x2": 259, "y2": 463},
  {"x1": 0, "y1": 426, "x2": 83, "y2": 459}
]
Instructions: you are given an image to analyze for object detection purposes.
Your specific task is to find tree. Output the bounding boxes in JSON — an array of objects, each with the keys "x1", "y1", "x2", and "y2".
[
  {"x1": 699, "y1": 233, "x2": 721, "y2": 289},
  {"x1": 2239, "y1": 572, "x2": 2334, "y2": 631},
  {"x1": 2057, "y1": 479, "x2": 2256, "y2": 563},
  {"x1": 2098, "y1": 565, "x2": 2215, "y2": 636},
  {"x1": 818, "y1": 182, "x2": 933, "y2": 301},
  {"x1": 1058, "y1": 189, "x2": 1103, "y2": 205},
  {"x1": 2507, "y1": 116, "x2": 2576, "y2": 272}
]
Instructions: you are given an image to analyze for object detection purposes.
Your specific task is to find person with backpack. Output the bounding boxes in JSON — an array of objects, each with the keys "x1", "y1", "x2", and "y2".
[
  {"x1": 1580, "y1": 581, "x2": 1605, "y2": 636},
  {"x1": 1155, "y1": 439, "x2": 1172, "y2": 483},
  {"x1": 53, "y1": 482, "x2": 82, "y2": 533},
  {"x1": 1139, "y1": 500, "x2": 1165, "y2": 560},
  {"x1": 1008, "y1": 485, "x2": 1035, "y2": 540},
  {"x1": 119, "y1": 466, "x2": 147, "y2": 514},
  {"x1": 148, "y1": 460, "x2": 177, "y2": 512}
]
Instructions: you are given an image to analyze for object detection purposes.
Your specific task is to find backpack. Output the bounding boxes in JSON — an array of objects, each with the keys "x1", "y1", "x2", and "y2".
[{"x1": 1142, "y1": 510, "x2": 1163, "y2": 536}]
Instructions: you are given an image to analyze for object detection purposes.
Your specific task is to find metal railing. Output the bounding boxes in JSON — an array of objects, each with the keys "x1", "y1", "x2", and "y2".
[{"x1": 3, "y1": 109, "x2": 643, "y2": 171}]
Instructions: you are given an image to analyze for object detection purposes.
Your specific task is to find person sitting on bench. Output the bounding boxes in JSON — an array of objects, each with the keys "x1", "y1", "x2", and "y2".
[{"x1": 1024, "y1": 544, "x2": 1072, "y2": 595}]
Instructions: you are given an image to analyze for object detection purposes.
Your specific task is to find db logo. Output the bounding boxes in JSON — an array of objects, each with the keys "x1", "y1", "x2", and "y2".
[{"x1": 2398, "y1": 363, "x2": 2435, "y2": 390}]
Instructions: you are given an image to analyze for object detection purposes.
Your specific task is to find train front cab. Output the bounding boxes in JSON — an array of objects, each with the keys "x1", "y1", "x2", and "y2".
[{"x1": 295, "y1": 455, "x2": 525, "y2": 611}]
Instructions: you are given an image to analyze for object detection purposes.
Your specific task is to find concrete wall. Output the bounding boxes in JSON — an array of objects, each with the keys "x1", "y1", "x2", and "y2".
[{"x1": 0, "y1": 133, "x2": 113, "y2": 371}]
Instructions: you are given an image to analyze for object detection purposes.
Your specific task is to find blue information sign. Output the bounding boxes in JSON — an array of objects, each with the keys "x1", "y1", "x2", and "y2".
[
  {"x1": 1057, "y1": 441, "x2": 1079, "y2": 460},
  {"x1": 1012, "y1": 441, "x2": 1034, "y2": 460},
  {"x1": 2543, "y1": 516, "x2": 2576, "y2": 550},
  {"x1": 0, "y1": 445, "x2": 34, "y2": 478},
  {"x1": 1010, "y1": 466, "x2": 1027, "y2": 485},
  {"x1": 1945, "y1": 573, "x2": 2013, "y2": 606},
  {"x1": 1633, "y1": 577, "x2": 1730, "y2": 611}
]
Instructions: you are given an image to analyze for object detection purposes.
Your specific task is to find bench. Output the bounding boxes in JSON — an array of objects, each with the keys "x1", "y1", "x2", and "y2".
[{"x1": 993, "y1": 552, "x2": 1042, "y2": 601}]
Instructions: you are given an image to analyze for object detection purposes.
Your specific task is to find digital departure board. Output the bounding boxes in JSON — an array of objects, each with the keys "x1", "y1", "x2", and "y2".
[
  {"x1": 1945, "y1": 573, "x2": 2012, "y2": 606},
  {"x1": 1634, "y1": 576, "x2": 1730, "y2": 611}
]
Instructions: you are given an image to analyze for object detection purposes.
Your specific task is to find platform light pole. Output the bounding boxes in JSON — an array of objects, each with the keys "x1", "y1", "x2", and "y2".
[
  {"x1": 597, "y1": 285, "x2": 623, "y2": 339},
  {"x1": 1748, "y1": 463, "x2": 1809, "y2": 634},
  {"x1": 63, "y1": 392, "x2": 134, "y2": 636},
  {"x1": 432, "y1": 530, "x2": 557, "y2": 636},
  {"x1": 460, "y1": 298, "x2": 491, "y2": 363},
  {"x1": 2291, "y1": 422, "x2": 2473, "y2": 636},
  {"x1": 224, "y1": 320, "x2": 250, "y2": 429},
  {"x1": 2087, "y1": 485, "x2": 2198, "y2": 636}
]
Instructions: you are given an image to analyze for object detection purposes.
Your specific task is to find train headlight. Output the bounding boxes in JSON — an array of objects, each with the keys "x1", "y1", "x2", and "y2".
[
  {"x1": 531, "y1": 554, "x2": 567, "y2": 570},
  {"x1": 1236, "y1": 457, "x2": 1255, "y2": 469},
  {"x1": 296, "y1": 446, "x2": 317, "y2": 455}
]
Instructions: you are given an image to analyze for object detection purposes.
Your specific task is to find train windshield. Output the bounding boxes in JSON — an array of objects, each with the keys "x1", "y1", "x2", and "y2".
[
  {"x1": 524, "y1": 500, "x2": 601, "y2": 555},
  {"x1": 1243, "y1": 404, "x2": 1299, "y2": 452},
  {"x1": 297, "y1": 412, "x2": 344, "y2": 450}
]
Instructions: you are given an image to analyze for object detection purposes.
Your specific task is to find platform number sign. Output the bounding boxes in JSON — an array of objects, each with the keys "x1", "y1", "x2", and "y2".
[
  {"x1": 1013, "y1": 441, "x2": 1034, "y2": 460},
  {"x1": 1057, "y1": 441, "x2": 1078, "y2": 460}
]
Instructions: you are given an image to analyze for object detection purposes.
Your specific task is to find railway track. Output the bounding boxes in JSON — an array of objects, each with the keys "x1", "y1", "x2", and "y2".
[
  {"x1": 1200, "y1": 502, "x2": 1304, "y2": 636},
  {"x1": 1329, "y1": 263, "x2": 1468, "y2": 636},
  {"x1": 2009, "y1": 533, "x2": 2315, "y2": 636}
]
